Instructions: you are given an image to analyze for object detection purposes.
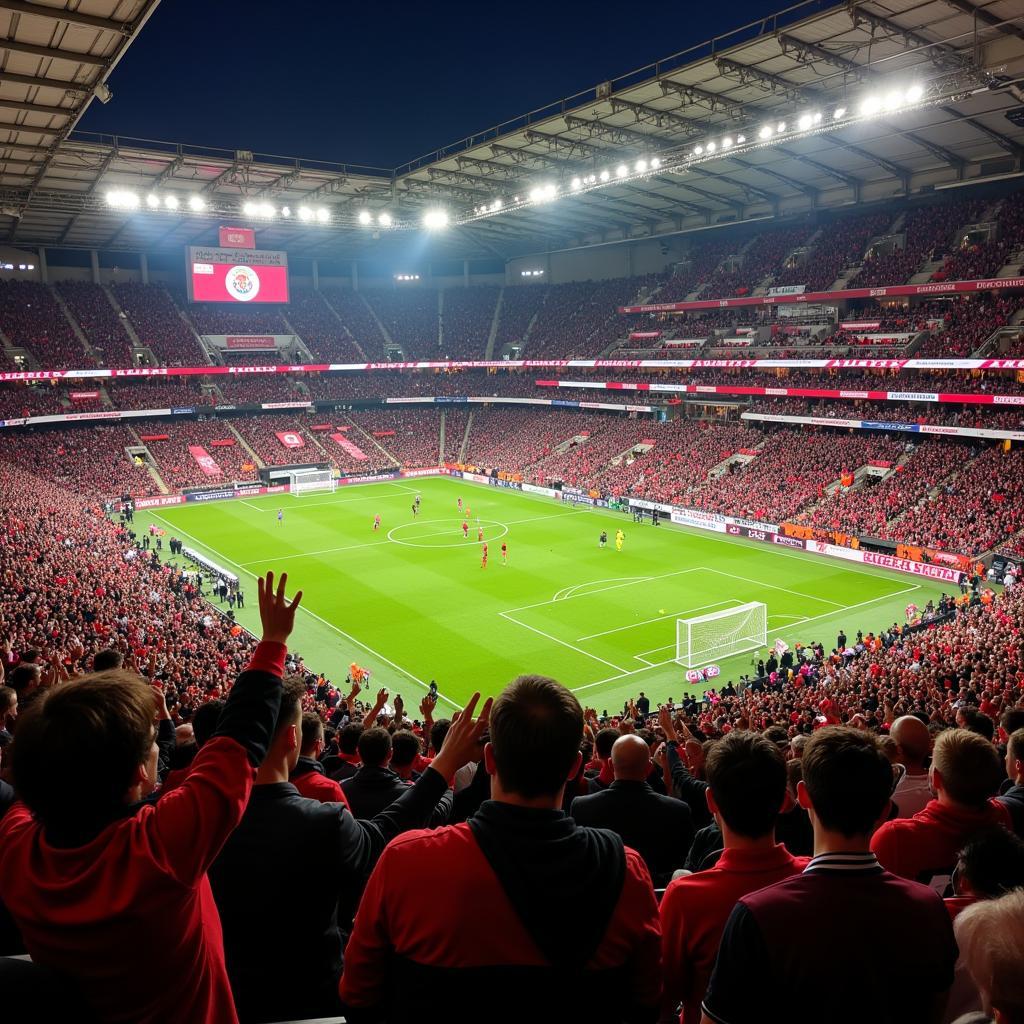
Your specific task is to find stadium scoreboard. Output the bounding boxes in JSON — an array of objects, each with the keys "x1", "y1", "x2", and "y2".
[{"x1": 186, "y1": 246, "x2": 290, "y2": 304}]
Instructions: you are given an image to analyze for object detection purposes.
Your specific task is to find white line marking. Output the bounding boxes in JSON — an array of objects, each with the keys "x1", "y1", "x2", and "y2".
[
  {"x1": 505, "y1": 569, "x2": 701, "y2": 616},
  {"x1": 237, "y1": 500, "x2": 264, "y2": 511},
  {"x1": 238, "y1": 538, "x2": 393, "y2": 567},
  {"x1": 554, "y1": 576, "x2": 652, "y2": 603},
  {"x1": 148, "y1": 512, "x2": 462, "y2": 710},
  {"x1": 498, "y1": 610, "x2": 628, "y2": 673},
  {"x1": 704, "y1": 567, "x2": 846, "y2": 608},
  {"x1": 576, "y1": 599, "x2": 738, "y2": 641},
  {"x1": 567, "y1": 582, "x2": 923, "y2": 694}
]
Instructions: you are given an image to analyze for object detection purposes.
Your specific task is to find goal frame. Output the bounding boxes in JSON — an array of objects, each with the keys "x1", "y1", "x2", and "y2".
[
  {"x1": 676, "y1": 601, "x2": 767, "y2": 669},
  {"x1": 288, "y1": 468, "x2": 337, "y2": 496}
]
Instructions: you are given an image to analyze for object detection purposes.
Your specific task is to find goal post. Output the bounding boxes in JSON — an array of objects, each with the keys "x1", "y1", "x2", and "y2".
[
  {"x1": 288, "y1": 468, "x2": 336, "y2": 496},
  {"x1": 676, "y1": 601, "x2": 767, "y2": 668}
]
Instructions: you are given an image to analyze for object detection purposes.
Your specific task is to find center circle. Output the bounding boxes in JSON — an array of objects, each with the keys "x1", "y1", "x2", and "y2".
[{"x1": 387, "y1": 518, "x2": 509, "y2": 549}]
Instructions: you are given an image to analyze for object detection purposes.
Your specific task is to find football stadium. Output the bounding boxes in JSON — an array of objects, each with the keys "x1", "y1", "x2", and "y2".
[{"x1": 2, "y1": 1, "x2": 1024, "y2": 1022}]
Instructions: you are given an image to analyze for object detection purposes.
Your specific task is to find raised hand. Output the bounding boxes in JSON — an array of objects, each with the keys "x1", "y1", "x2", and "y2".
[
  {"x1": 257, "y1": 571, "x2": 303, "y2": 645},
  {"x1": 659, "y1": 705, "x2": 678, "y2": 742},
  {"x1": 374, "y1": 687, "x2": 389, "y2": 709},
  {"x1": 394, "y1": 694, "x2": 404, "y2": 720},
  {"x1": 419, "y1": 693, "x2": 437, "y2": 720},
  {"x1": 431, "y1": 692, "x2": 492, "y2": 778}
]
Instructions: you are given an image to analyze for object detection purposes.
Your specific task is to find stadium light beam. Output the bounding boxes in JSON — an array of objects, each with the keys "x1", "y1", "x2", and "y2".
[
  {"x1": 422, "y1": 208, "x2": 449, "y2": 229},
  {"x1": 187, "y1": 195, "x2": 205, "y2": 212}
]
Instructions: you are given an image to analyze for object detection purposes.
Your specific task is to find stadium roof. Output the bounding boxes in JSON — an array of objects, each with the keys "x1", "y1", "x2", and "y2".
[{"x1": 2, "y1": 0, "x2": 1024, "y2": 262}]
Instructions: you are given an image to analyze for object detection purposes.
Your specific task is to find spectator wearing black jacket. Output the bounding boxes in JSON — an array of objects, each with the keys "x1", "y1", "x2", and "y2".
[
  {"x1": 341, "y1": 726, "x2": 452, "y2": 825},
  {"x1": 570, "y1": 733, "x2": 694, "y2": 887},
  {"x1": 998, "y1": 728, "x2": 1024, "y2": 835},
  {"x1": 209, "y1": 683, "x2": 482, "y2": 1023}
]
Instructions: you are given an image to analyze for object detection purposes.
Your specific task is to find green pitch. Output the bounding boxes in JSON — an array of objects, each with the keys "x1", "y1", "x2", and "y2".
[{"x1": 137, "y1": 476, "x2": 949, "y2": 713}]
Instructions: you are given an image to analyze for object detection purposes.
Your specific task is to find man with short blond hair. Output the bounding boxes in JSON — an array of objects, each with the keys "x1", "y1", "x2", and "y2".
[{"x1": 872, "y1": 728, "x2": 1011, "y2": 885}]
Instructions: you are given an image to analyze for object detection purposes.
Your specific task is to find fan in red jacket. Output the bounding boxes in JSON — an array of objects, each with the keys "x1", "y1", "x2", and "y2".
[
  {"x1": 872, "y1": 728, "x2": 1010, "y2": 886},
  {"x1": 290, "y1": 711, "x2": 350, "y2": 806},
  {"x1": 0, "y1": 571, "x2": 302, "y2": 1024}
]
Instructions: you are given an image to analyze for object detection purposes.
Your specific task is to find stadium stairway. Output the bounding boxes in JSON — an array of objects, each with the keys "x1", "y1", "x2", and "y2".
[
  {"x1": 49, "y1": 285, "x2": 98, "y2": 361},
  {"x1": 358, "y1": 292, "x2": 400, "y2": 356},
  {"x1": 484, "y1": 287, "x2": 503, "y2": 359},
  {"x1": 457, "y1": 410, "x2": 473, "y2": 463},
  {"x1": 438, "y1": 410, "x2": 446, "y2": 463},
  {"x1": 224, "y1": 422, "x2": 264, "y2": 468},
  {"x1": 102, "y1": 286, "x2": 142, "y2": 348},
  {"x1": 314, "y1": 289, "x2": 368, "y2": 360},
  {"x1": 343, "y1": 416, "x2": 401, "y2": 467}
]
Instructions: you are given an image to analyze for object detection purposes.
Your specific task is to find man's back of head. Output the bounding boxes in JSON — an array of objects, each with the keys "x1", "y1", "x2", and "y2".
[
  {"x1": 800, "y1": 726, "x2": 893, "y2": 839},
  {"x1": 487, "y1": 674, "x2": 583, "y2": 800},
  {"x1": 191, "y1": 699, "x2": 225, "y2": 750},
  {"x1": 92, "y1": 649, "x2": 123, "y2": 673},
  {"x1": 610, "y1": 734, "x2": 651, "y2": 783},
  {"x1": 891, "y1": 714, "x2": 931, "y2": 770},
  {"x1": 299, "y1": 712, "x2": 323, "y2": 757},
  {"x1": 706, "y1": 731, "x2": 787, "y2": 840},
  {"x1": 932, "y1": 728, "x2": 1003, "y2": 809},
  {"x1": 11, "y1": 670, "x2": 156, "y2": 838},
  {"x1": 358, "y1": 727, "x2": 392, "y2": 769},
  {"x1": 955, "y1": 827, "x2": 1024, "y2": 900},
  {"x1": 593, "y1": 727, "x2": 618, "y2": 761},
  {"x1": 391, "y1": 729, "x2": 421, "y2": 771},
  {"x1": 339, "y1": 722, "x2": 363, "y2": 755}
]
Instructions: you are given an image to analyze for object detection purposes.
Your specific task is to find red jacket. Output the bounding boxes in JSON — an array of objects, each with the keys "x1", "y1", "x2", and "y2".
[
  {"x1": 291, "y1": 758, "x2": 350, "y2": 807},
  {"x1": 0, "y1": 641, "x2": 285, "y2": 1024},
  {"x1": 871, "y1": 797, "x2": 1012, "y2": 885},
  {"x1": 340, "y1": 820, "x2": 661, "y2": 1016},
  {"x1": 660, "y1": 844, "x2": 808, "y2": 1024}
]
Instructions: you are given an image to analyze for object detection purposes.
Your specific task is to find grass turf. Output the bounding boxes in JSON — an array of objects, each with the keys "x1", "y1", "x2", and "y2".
[{"x1": 136, "y1": 476, "x2": 950, "y2": 713}]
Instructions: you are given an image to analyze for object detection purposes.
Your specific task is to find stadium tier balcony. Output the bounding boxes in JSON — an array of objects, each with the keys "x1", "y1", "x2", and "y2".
[
  {"x1": 793, "y1": 441, "x2": 967, "y2": 538},
  {"x1": 441, "y1": 285, "x2": 500, "y2": 359},
  {"x1": 137, "y1": 418, "x2": 258, "y2": 491},
  {"x1": 361, "y1": 288, "x2": 440, "y2": 359},
  {"x1": 461, "y1": 408, "x2": 591, "y2": 470},
  {"x1": 769, "y1": 210, "x2": 893, "y2": 293},
  {"x1": 0, "y1": 423, "x2": 154, "y2": 498},
  {"x1": 696, "y1": 226, "x2": 815, "y2": 299},
  {"x1": 915, "y1": 295, "x2": 1020, "y2": 357},
  {"x1": 851, "y1": 197, "x2": 987, "y2": 288},
  {"x1": 346, "y1": 408, "x2": 441, "y2": 468},
  {"x1": 684, "y1": 429, "x2": 906, "y2": 524},
  {"x1": 286, "y1": 289, "x2": 364, "y2": 362},
  {"x1": 104, "y1": 380, "x2": 213, "y2": 411},
  {"x1": 111, "y1": 282, "x2": 209, "y2": 365},
  {"x1": 878, "y1": 444, "x2": 1024, "y2": 555},
  {"x1": 55, "y1": 281, "x2": 135, "y2": 368},
  {"x1": 318, "y1": 287, "x2": 388, "y2": 359},
  {"x1": 216, "y1": 376, "x2": 302, "y2": 404},
  {"x1": 0, "y1": 383, "x2": 68, "y2": 418},
  {"x1": 0, "y1": 280, "x2": 93, "y2": 368},
  {"x1": 229, "y1": 414, "x2": 335, "y2": 470},
  {"x1": 492, "y1": 283, "x2": 549, "y2": 353},
  {"x1": 526, "y1": 276, "x2": 660, "y2": 360}
]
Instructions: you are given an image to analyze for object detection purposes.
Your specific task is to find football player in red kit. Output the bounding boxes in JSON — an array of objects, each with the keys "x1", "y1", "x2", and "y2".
[
  {"x1": 477, "y1": 526, "x2": 484, "y2": 542},
  {"x1": 462, "y1": 521, "x2": 469, "y2": 539},
  {"x1": 501, "y1": 542, "x2": 508, "y2": 565},
  {"x1": 373, "y1": 514, "x2": 381, "y2": 532},
  {"x1": 481, "y1": 543, "x2": 488, "y2": 569}
]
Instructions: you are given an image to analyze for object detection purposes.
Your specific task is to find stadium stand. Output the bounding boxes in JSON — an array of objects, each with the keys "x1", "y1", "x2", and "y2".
[
  {"x1": 440, "y1": 285, "x2": 499, "y2": 359},
  {"x1": 110, "y1": 282, "x2": 209, "y2": 365},
  {"x1": 0, "y1": 280, "x2": 92, "y2": 368},
  {"x1": 362, "y1": 288, "x2": 440, "y2": 358},
  {"x1": 54, "y1": 282, "x2": 135, "y2": 368},
  {"x1": 285, "y1": 288, "x2": 363, "y2": 362},
  {"x1": 318, "y1": 287, "x2": 389, "y2": 358}
]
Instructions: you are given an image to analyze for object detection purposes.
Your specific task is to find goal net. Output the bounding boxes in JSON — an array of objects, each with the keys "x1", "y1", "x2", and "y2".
[
  {"x1": 676, "y1": 601, "x2": 767, "y2": 668},
  {"x1": 288, "y1": 469, "x2": 336, "y2": 496}
]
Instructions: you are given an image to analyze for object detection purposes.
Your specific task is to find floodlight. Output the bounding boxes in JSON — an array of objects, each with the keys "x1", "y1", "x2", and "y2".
[
  {"x1": 736, "y1": 134, "x2": 746, "y2": 144},
  {"x1": 146, "y1": 193, "x2": 160, "y2": 209},
  {"x1": 813, "y1": 111, "x2": 822, "y2": 124},
  {"x1": 599, "y1": 170, "x2": 610, "y2": 181},
  {"x1": 281, "y1": 206, "x2": 291, "y2": 217},
  {"x1": 860, "y1": 95, "x2": 881, "y2": 116},
  {"x1": 906, "y1": 84, "x2": 924, "y2": 103},
  {"x1": 615, "y1": 164, "x2": 628, "y2": 177},
  {"x1": 798, "y1": 113, "x2": 814, "y2": 131},
  {"x1": 706, "y1": 141, "x2": 716, "y2": 153},
  {"x1": 722, "y1": 136, "x2": 733, "y2": 149},
  {"x1": 570, "y1": 177, "x2": 582, "y2": 190},
  {"x1": 694, "y1": 145, "x2": 704, "y2": 156},
  {"x1": 422, "y1": 208, "x2": 449, "y2": 229},
  {"x1": 650, "y1": 158, "x2": 661, "y2": 169},
  {"x1": 105, "y1": 190, "x2": 139, "y2": 209},
  {"x1": 883, "y1": 90, "x2": 901, "y2": 111},
  {"x1": 163, "y1": 195, "x2": 179, "y2": 211},
  {"x1": 358, "y1": 210, "x2": 372, "y2": 225},
  {"x1": 635, "y1": 159, "x2": 648, "y2": 173},
  {"x1": 833, "y1": 107, "x2": 846, "y2": 120},
  {"x1": 378, "y1": 212, "x2": 392, "y2": 227},
  {"x1": 26, "y1": 264, "x2": 33, "y2": 270},
  {"x1": 315, "y1": 208, "x2": 329, "y2": 223},
  {"x1": 298, "y1": 206, "x2": 313, "y2": 222},
  {"x1": 759, "y1": 125, "x2": 773, "y2": 140},
  {"x1": 188, "y1": 195, "x2": 205, "y2": 212},
  {"x1": 243, "y1": 201, "x2": 257, "y2": 216},
  {"x1": 777, "y1": 121, "x2": 786, "y2": 132},
  {"x1": 491, "y1": 198, "x2": 502, "y2": 211}
]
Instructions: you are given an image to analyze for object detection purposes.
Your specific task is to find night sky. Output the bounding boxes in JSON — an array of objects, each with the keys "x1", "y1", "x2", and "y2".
[{"x1": 79, "y1": 0, "x2": 777, "y2": 169}]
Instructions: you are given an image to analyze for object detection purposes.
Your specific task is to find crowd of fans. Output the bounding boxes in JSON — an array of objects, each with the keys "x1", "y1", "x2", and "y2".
[
  {"x1": 440, "y1": 285, "x2": 500, "y2": 359},
  {"x1": 318, "y1": 288, "x2": 389, "y2": 359},
  {"x1": 345, "y1": 408, "x2": 441, "y2": 468},
  {"x1": 491, "y1": 281, "x2": 548, "y2": 352},
  {"x1": 286, "y1": 289, "x2": 364, "y2": 363},
  {"x1": 0, "y1": 281, "x2": 91, "y2": 368},
  {"x1": 54, "y1": 282, "x2": 136, "y2": 368},
  {"x1": 697, "y1": 226, "x2": 815, "y2": 299},
  {"x1": 361, "y1": 288, "x2": 440, "y2": 359},
  {"x1": 110, "y1": 282, "x2": 210, "y2": 366},
  {"x1": 137, "y1": 418, "x2": 258, "y2": 490}
]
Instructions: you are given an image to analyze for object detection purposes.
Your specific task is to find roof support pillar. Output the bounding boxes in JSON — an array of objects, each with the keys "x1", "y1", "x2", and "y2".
[
  {"x1": 37, "y1": 246, "x2": 47, "y2": 284},
  {"x1": 90, "y1": 248, "x2": 100, "y2": 285},
  {"x1": 139, "y1": 251, "x2": 148, "y2": 285}
]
